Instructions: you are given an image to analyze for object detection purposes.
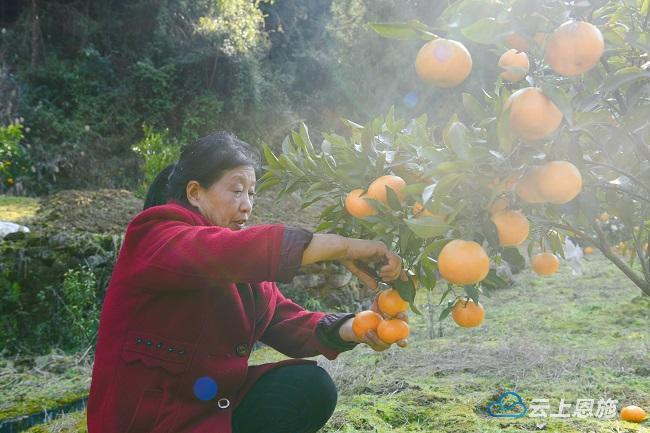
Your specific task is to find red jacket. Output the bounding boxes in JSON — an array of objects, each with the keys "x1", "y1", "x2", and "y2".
[{"x1": 87, "y1": 201, "x2": 357, "y2": 433}]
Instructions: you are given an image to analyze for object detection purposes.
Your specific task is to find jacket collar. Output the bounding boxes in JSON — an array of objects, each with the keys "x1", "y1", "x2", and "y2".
[{"x1": 166, "y1": 199, "x2": 213, "y2": 226}]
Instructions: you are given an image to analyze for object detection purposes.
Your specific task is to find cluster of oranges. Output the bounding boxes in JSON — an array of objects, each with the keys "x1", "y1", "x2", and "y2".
[
  {"x1": 344, "y1": 174, "x2": 406, "y2": 218},
  {"x1": 344, "y1": 20, "x2": 605, "y2": 332},
  {"x1": 352, "y1": 288, "x2": 410, "y2": 344},
  {"x1": 414, "y1": 21, "x2": 603, "y2": 142}
]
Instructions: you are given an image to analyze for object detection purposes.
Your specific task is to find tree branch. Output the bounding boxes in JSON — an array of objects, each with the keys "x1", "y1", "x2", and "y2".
[
  {"x1": 584, "y1": 183, "x2": 650, "y2": 205},
  {"x1": 592, "y1": 221, "x2": 650, "y2": 296},
  {"x1": 582, "y1": 160, "x2": 650, "y2": 195}
]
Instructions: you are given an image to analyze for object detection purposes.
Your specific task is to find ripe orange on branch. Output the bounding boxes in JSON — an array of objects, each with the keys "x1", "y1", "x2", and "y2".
[
  {"x1": 415, "y1": 38, "x2": 472, "y2": 88},
  {"x1": 491, "y1": 210, "x2": 530, "y2": 247},
  {"x1": 506, "y1": 87, "x2": 563, "y2": 141},
  {"x1": 352, "y1": 310, "x2": 383, "y2": 339},
  {"x1": 536, "y1": 161, "x2": 583, "y2": 204},
  {"x1": 515, "y1": 167, "x2": 546, "y2": 204},
  {"x1": 544, "y1": 21, "x2": 604, "y2": 77},
  {"x1": 377, "y1": 319, "x2": 410, "y2": 344},
  {"x1": 498, "y1": 49, "x2": 529, "y2": 82},
  {"x1": 489, "y1": 197, "x2": 510, "y2": 215},
  {"x1": 451, "y1": 298, "x2": 485, "y2": 328},
  {"x1": 366, "y1": 175, "x2": 406, "y2": 204},
  {"x1": 531, "y1": 252, "x2": 560, "y2": 276},
  {"x1": 345, "y1": 189, "x2": 376, "y2": 218},
  {"x1": 378, "y1": 288, "x2": 409, "y2": 316},
  {"x1": 438, "y1": 240, "x2": 490, "y2": 285}
]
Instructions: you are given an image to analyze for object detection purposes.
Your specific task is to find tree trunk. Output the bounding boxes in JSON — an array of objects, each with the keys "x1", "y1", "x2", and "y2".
[{"x1": 30, "y1": 0, "x2": 42, "y2": 68}]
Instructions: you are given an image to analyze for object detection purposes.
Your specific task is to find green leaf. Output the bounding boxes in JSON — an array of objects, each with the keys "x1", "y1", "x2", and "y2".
[
  {"x1": 262, "y1": 143, "x2": 280, "y2": 168},
  {"x1": 624, "y1": 31, "x2": 650, "y2": 53},
  {"x1": 386, "y1": 186, "x2": 403, "y2": 211},
  {"x1": 462, "y1": 92, "x2": 488, "y2": 121},
  {"x1": 497, "y1": 112, "x2": 513, "y2": 153},
  {"x1": 481, "y1": 269, "x2": 509, "y2": 291},
  {"x1": 438, "y1": 299, "x2": 455, "y2": 321},
  {"x1": 405, "y1": 217, "x2": 451, "y2": 239},
  {"x1": 601, "y1": 67, "x2": 650, "y2": 95},
  {"x1": 369, "y1": 20, "x2": 437, "y2": 41},
  {"x1": 548, "y1": 231, "x2": 565, "y2": 259},
  {"x1": 463, "y1": 285, "x2": 480, "y2": 304},
  {"x1": 444, "y1": 120, "x2": 471, "y2": 159},
  {"x1": 540, "y1": 83, "x2": 573, "y2": 126},
  {"x1": 393, "y1": 278, "x2": 419, "y2": 314},
  {"x1": 460, "y1": 17, "x2": 508, "y2": 45},
  {"x1": 315, "y1": 220, "x2": 336, "y2": 232},
  {"x1": 501, "y1": 247, "x2": 526, "y2": 272}
]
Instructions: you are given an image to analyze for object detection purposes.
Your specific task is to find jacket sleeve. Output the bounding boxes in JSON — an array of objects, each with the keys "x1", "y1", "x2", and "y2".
[
  {"x1": 259, "y1": 285, "x2": 359, "y2": 361},
  {"x1": 123, "y1": 208, "x2": 313, "y2": 290}
]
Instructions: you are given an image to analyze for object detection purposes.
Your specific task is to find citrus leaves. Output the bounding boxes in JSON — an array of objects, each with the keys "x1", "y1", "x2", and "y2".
[{"x1": 369, "y1": 20, "x2": 437, "y2": 41}]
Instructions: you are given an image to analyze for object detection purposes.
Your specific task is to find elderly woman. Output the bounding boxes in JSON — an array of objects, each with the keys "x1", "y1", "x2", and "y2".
[{"x1": 87, "y1": 131, "x2": 408, "y2": 433}]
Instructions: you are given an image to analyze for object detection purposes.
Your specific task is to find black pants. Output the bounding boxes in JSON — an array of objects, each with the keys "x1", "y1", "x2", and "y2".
[{"x1": 232, "y1": 364, "x2": 338, "y2": 433}]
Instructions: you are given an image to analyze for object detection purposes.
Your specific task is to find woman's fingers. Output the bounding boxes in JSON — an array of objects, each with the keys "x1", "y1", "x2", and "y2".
[
  {"x1": 396, "y1": 339, "x2": 408, "y2": 348},
  {"x1": 379, "y1": 250, "x2": 402, "y2": 281},
  {"x1": 394, "y1": 312, "x2": 409, "y2": 323},
  {"x1": 363, "y1": 331, "x2": 391, "y2": 352}
]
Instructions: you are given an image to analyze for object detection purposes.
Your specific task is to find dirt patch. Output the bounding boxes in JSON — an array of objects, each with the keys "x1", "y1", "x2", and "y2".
[
  {"x1": 28, "y1": 189, "x2": 143, "y2": 235},
  {"x1": 22, "y1": 187, "x2": 334, "y2": 235}
]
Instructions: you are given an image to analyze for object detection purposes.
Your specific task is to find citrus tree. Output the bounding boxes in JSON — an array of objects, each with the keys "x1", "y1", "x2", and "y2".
[{"x1": 259, "y1": 0, "x2": 650, "y2": 338}]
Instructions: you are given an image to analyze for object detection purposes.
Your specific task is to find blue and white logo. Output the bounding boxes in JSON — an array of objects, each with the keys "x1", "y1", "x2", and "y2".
[{"x1": 487, "y1": 391, "x2": 528, "y2": 418}]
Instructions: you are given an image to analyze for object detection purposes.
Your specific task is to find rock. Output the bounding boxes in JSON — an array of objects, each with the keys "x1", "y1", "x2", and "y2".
[{"x1": 0, "y1": 221, "x2": 30, "y2": 239}]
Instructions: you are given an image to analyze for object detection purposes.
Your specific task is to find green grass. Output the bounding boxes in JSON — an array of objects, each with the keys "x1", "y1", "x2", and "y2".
[
  {"x1": 13, "y1": 254, "x2": 650, "y2": 432},
  {"x1": 0, "y1": 195, "x2": 39, "y2": 223}
]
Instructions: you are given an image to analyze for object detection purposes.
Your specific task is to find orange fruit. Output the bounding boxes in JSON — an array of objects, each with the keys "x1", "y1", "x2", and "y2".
[
  {"x1": 599, "y1": 211, "x2": 609, "y2": 222},
  {"x1": 544, "y1": 21, "x2": 604, "y2": 77},
  {"x1": 533, "y1": 32, "x2": 548, "y2": 46},
  {"x1": 489, "y1": 197, "x2": 510, "y2": 215},
  {"x1": 491, "y1": 210, "x2": 530, "y2": 247},
  {"x1": 583, "y1": 246, "x2": 594, "y2": 254},
  {"x1": 515, "y1": 167, "x2": 546, "y2": 203},
  {"x1": 498, "y1": 49, "x2": 530, "y2": 82},
  {"x1": 537, "y1": 161, "x2": 582, "y2": 204},
  {"x1": 451, "y1": 298, "x2": 485, "y2": 328},
  {"x1": 352, "y1": 310, "x2": 383, "y2": 339},
  {"x1": 345, "y1": 188, "x2": 376, "y2": 218},
  {"x1": 413, "y1": 201, "x2": 433, "y2": 217},
  {"x1": 531, "y1": 252, "x2": 560, "y2": 276},
  {"x1": 506, "y1": 87, "x2": 563, "y2": 141},
  {"x1": 489, "y1": 173, "x2": 520, "y2": 194},
  {"x1": 377, "y1": 319, "x2": 409, "y2": 344},
  {"x1": 415, "y1": 38, "x2": 473, "y2": 88},
  {"x1": 378, "y1": 289, "x2": 409, "y2": 316},
  {"x1": 504, "y1": 32, "x2": 530, "y2": 51},
  {"x1": 366, "y1": 175, "x2": 406, "y2": 204},
  {"x1": 620, "y1": 405, "x2": 647, "y2": 423},
  {"x1": 438, "y1": 240, "x2": 490, "y2": 285}
]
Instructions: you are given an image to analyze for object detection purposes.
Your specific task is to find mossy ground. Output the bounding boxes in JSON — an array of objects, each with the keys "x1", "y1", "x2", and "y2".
[
  {"x1": 10, "y1": 255, "x2": 650, "y2": 433},
  {"x1": 0, "y1": 195, "x2": 39, "y2": 223}
]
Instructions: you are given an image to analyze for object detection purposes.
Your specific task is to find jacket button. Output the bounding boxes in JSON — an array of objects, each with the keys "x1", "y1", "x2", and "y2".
[
  {"x1": 235, "y1": 344, "x2": 248, "y2": 357},
  {"x1": 146, "y1": 340, "x2": 152, "y2": 347},
  {"x1": 167, "y1": 347, "x2": 175, "y2": 353},
  {"x1": 136, "y1": 337, "x2": 143, "y2": 344},
  {"x1": 156, "y1": 342, "x2": 164, "y2": 349}
]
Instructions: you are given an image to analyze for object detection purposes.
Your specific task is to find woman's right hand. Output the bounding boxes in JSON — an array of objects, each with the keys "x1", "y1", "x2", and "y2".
[{"x1": 343, "y1": 238, "x2": 402, "y2": 282}]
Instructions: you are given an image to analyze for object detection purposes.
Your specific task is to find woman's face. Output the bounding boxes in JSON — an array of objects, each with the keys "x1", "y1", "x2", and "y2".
[{"x1": 186, "y1": 165, "x2": 256, "y2": 230}]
